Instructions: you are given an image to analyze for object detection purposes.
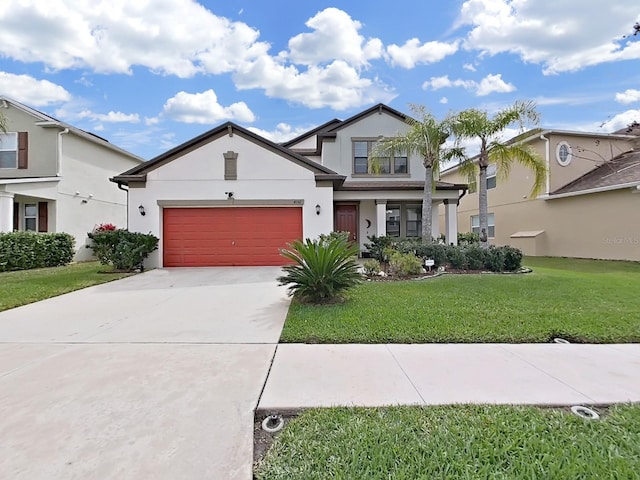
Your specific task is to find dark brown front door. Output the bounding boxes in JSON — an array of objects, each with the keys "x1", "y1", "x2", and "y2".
[{"x1": 334, "y1": 205, "x2": 358, "y2": 242}]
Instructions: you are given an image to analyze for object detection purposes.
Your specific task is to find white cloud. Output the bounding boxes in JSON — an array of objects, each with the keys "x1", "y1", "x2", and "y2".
[
  {"x1": 476, "y1": 73, "x2": 516, "y2": 96},
  {"x1": 161, "y1": 90, "x2": 256, "y2": 124},
  {"x1": 387, "y1": 38, "x2": 459, "y2": 68},
  {"x1": 602, "y1": 109, "x2": 640, "y2": 132},
  {"x1": 248, "y1": 123, "x2": 311, "y2": 143},
  {"x1": 422, "y1": 73, "x2": 514, "y2": 96},
  {"x1": 78, "y1": 110, "x2": 140, "y2": 123},
  {"x1": 234, "y1": 58, "x2": 395, "y2": 110},
  {"x1": 463, "y1": 63, "x2": 476, "y2": 71},
  {"x1": 287, "y1": 8, "x2": 383, "y2": 67},
  {"x1": 0, "y1": 72, "x2": 70, "y2": 106},
  {"x1": 440, "y1": 97, "x2": 449, "y2": 104},
  {"x1": 0, "y1": 0, "x2": 268, "y2": 78},
  {"x1": 458, "y1": 0, "x2": 640, "y2": 74},
  {"x1": 615, "y1": 89, "x2": 640, "y2": 105}
]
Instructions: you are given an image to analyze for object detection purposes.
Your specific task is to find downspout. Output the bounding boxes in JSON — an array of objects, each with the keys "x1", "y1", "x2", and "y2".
[
  {"x1": 457, "y1": 188, "x2": 467, "y2": 206},
  {"x1": 539, "y1": 133, "x2": 550, "y2": 194},
  {"x1": 57, "y1": 128, "x2": 70, "y2": 176},
  {"x1": 115, "y1": 181, "x2": 129, "y2": 230}
]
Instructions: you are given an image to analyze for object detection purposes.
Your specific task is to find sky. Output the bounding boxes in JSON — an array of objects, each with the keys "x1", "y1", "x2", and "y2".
[{"x1": 0, "y1": 0, "x2": 639, "y2": 160}]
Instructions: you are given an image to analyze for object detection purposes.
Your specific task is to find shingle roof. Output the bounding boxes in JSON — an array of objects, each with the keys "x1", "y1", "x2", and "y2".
[
  {"x1": 337, "y1": 180, "x2": 467, "y2": 191},
  {"x1": 551, "y1": 150, "x2": 640, "y2": 195}
]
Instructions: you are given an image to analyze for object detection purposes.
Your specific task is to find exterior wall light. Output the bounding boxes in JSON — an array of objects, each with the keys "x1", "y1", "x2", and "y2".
[
  {"x1": 138, "y1": 205, "x2": 146, "y2": 216},
  {"x1": 315, "y1": 204, "x2": 321, "y2": 215}
]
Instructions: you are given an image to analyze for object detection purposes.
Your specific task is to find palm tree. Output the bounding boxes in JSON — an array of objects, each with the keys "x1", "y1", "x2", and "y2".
[
  {"x1": 0, "y1": 111, "x2": 6, "y2": 133},
  {"x1": 451, "y1": 100, "x2": 547, "y2": 248},
  {"x1": 370, "y1": 105, "x2": 462, "y2": 244}
]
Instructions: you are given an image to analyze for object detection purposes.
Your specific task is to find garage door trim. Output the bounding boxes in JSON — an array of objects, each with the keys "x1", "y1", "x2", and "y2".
[{"x1": 157, "y1": 199, "x2": 305, "y2": 207}]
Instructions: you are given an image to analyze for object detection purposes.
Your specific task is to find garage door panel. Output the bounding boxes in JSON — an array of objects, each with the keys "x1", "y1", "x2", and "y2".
[{"x1": 163, "y1": 207, "x2": 302, "y2": 267}]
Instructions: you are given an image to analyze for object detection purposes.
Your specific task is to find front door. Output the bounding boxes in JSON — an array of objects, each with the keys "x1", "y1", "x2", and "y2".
[{"x1": 334, "y1": 204, "x2": 358, "y2": 242}]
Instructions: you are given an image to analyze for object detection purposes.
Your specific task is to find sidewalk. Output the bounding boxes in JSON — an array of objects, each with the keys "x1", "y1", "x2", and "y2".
[{"x1": 258, "y1": 343, "x2": 640, "y2": 410}]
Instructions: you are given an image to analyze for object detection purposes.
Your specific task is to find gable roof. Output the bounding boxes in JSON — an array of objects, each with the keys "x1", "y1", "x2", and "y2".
[
  {"x1": 550, "y1": 149, "x2": 640, "y2": 197},
  {"x1": 326, "y1": 103, "x2": 408, "y2": 133},
  {"x1": 281, "y1": 118, "x2": 342, "y2": 148},
  {"x1": 0, "y1": 95, "x2": 144, "y2": 162},
  {"x1": 112, "y1": 121, "x2": 345, "y2": 186}
]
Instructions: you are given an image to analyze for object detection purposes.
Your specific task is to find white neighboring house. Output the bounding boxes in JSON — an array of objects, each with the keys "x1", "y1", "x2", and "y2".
[
  {"x1": 0, "y1": 96, "x2": 144, "y2": 260},
  {"x1": 113, "y1": 104, "x2": 467, "y2": 268}
]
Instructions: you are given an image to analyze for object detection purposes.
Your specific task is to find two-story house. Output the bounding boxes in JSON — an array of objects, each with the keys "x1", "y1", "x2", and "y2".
[
  {"x1": 439, "y1": 126, "x2": 640, "y2": 261},
  {"x1": 0, "y1": 96, "x2": 144, "y2": 260},
  {"x1": 112, "y1": 104, "x2": 467, "y2": 267}
]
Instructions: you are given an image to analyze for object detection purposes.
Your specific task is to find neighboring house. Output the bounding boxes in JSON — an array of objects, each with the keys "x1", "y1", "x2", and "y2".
[
  {"x1": 112, "y1": 104, "x2": 467, "y2": 268},
  {"x1": 439, "y1": 125, "x2": 640, "y2": 261},
  {"x1": 0, "y1": 96, "x2": 144, "y2": 260}
]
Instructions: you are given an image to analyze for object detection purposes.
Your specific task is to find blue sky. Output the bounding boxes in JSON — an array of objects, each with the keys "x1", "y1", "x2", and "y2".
[{"x1": 1, "y1": 0, "x2": 639, "y2": 159}]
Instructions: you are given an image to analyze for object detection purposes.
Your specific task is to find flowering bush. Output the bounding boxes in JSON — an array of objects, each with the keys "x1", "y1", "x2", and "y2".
[
  {"x1": 87, "y1": 228, "x2": 158, "y2": 272},
  {"x1": 93, "y1": 223, "x2": 117, "y2": 232}
]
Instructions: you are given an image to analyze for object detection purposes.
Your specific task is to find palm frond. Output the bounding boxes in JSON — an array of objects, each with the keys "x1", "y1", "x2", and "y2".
[{"x1": 489, "y1": 142, "x2": 547, "y2": 198}]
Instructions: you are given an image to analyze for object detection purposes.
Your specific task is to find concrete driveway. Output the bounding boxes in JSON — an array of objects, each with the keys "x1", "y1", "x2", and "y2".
[{"x1": 0, "y1": 267, "x2": 289, "y2": 480}]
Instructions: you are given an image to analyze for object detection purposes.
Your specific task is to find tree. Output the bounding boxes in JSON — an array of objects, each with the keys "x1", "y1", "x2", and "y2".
[
  {"x1": 451, "y1": 100, "x2": 547, "y2": 248},
  {"x1": 0, "y1": 111, "x2": 6, "y2": 133},
  {"x1": 370, "y1": 105, "x2": 462, "y2": 244}
]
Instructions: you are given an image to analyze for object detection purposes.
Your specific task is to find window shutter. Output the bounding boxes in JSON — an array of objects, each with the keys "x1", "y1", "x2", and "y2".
[
  {"x1": 18, "y1": 132, "x2": 28, "y2": 169},
  {"x1": 13, "y1": 203, "x2": 19, "y2": 231},
  {"x1": 224, "y1": 151, "x2": 238, "y2": 180},
  {"x1": 38, "y1": 202, "x2": 48, "y2": 232}
]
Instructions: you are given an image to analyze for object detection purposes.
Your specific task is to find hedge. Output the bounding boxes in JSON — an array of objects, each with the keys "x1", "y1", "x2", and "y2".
[
  {"x1": 0, "y1": 231, "x2": 75, "y2": 272},
  {"x1": 87, "y1": 229, "x2": 158, "y2": 272}
]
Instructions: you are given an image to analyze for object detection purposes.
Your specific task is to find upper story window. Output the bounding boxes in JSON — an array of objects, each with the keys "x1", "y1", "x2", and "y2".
[
  {"x1": 353, "y1": 139, "x2": 408, "y2": 175},
  {"x1": 556, "y1": 141, "x2": 572, "y2": 166},
  {"x1": 0, "y1": 132, "x2": 28, "y2": 169},
  {"x1": 486, "y1": 163, "x2": 497, "y2": 189},
  {"x1": 0, "y1": 133, "x2": 18, "y2": 169},
  {"x1": 471, "y1": 213, "x2": 495, "y2": 238}
]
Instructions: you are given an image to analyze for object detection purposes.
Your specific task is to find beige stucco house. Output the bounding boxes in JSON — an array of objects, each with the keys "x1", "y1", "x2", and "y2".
[
  {"x1": 0, "y1": 96, "x2": 144, "y2": 259},
  {"x1": 439, "y1": 125, "x2": 640, "y2": 261},
  {"x1": 113, "y1": 104, "x2": 467, "y2": 268}
]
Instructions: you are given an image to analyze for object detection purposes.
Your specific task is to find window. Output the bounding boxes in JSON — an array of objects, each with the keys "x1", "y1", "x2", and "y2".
[
  {"x1": 405, "y1": 205, "x2": 422, "y2": 237},
  {"x1": 24, "y1": 204, "x2": 37, "y2": 232},
  {"x1": 0, "y1": 132, "x2": 18, "y2": 169},
  {"x1": 353, "y1": 140, "x2": 408, "y2": 175},
  {"x1": 486, "y1": 164, "x2": 497, "y2": 189},
  {"x1": 471, "y1": 213, "x2": 495, "y2": 238},
  {"x1": 386, "y1": 206, "x2": 400, "y2": 237},
  {"x1": 556, "y1": 141, "x2": 572, "y2": 166}
]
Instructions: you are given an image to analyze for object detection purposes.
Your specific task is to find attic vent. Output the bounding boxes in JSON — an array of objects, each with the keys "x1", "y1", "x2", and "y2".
[{"x1": 224, "y1": 151, "x2": 238, "y2": 180}]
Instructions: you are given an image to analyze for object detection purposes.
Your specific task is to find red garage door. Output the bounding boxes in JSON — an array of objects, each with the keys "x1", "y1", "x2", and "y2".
[{"x1": 163, "y1": 207, "x2": 302, "y2": 267}]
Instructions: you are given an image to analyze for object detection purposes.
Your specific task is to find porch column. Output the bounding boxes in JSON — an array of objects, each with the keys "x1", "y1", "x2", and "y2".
[
  {"x1": 444, "y1": 199, "x2": 458, "y2": 246},
  {"x1": 431, "y1": 202, "x2": 440, "y2": 240},
  {"x1": 375, "y1": 200, "x2": 387, "y2": 237},
  {"x1": 0, "y1": 191, "x2": 15, "y2": 232}
]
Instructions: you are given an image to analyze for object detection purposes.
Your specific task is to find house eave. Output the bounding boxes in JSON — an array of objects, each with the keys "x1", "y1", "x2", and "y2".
[{"x1": 542, "y1": 181, "x2": 640, "y2": 200}]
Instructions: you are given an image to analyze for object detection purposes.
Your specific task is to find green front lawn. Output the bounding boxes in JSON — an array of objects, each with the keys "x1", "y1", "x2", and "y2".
[
  {"x1": 280, "y1": 257, "x2": 640, "y2": 343},
  {"x1": 255, "y1": 405, "x2": 640, "y2": 480},
  {"x1": 0, "y1": 262, "x2": 134, "y2": 312}
]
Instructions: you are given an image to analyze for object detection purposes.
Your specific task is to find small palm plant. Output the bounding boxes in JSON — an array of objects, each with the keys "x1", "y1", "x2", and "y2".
[{"x1": 277, "y1": 235, "x2": 361, "y2": 304}]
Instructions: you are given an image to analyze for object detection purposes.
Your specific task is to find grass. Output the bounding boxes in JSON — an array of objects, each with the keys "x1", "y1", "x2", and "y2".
[
  {"x1": 254, "y1": 405, "x2": 640, "y2": 480},
  {"x1": 0, "y1": 262, "x2": 134, "y2": 312},
  {"x1": 280, "y1": 256, "x2": 640, "y2": 343}
]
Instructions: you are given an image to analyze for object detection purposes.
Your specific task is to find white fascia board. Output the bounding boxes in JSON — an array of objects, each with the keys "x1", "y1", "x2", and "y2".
[
  {"x1": 542, "y1": 181, "x2": 640, "y2": 200},
  {"x1": 0, "y1": 177, "x2": 61, "y2": 185}
]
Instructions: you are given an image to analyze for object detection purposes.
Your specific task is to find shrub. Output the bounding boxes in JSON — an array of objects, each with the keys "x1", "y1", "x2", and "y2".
[
  {"x1": 464, "y1": 244, "x2": 487, "y2": 270},
  {"x1": 499, "y1": 245, "x2": 523, "y2": 271},
  {"x1": 0, "y1": 232, "x2": 75, "y2": 272},
  {"x1": 362, "y1": 259, "x2": 381, "y2": 276},
  {"x1": 415, "y1": 243, "x2": 448, "y2": 268},
  {"x1": 364, "y1": 235, "x2": 393, "y2": 262},
  {"x1": 388, "y1": 251, "x2": 423, "y2": 277},
  {"x1": 318, "y1": 231, "x2": 350, "y2": 245},
  {"x1": 446, "y1": 246, "x2": 467, "y2": 269},
  {"x1": 278, "y1": 235, "x2": 361, "y2": 303},
  {"x1": 458, "y1": 232, "x2": 480, "y2": 245},
  {"x1": 484, "y1": 246, "x2": 506, "y2": 272},
  {"x1": 87, "y1": 229, "x2": 158, "y2": 272}
]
